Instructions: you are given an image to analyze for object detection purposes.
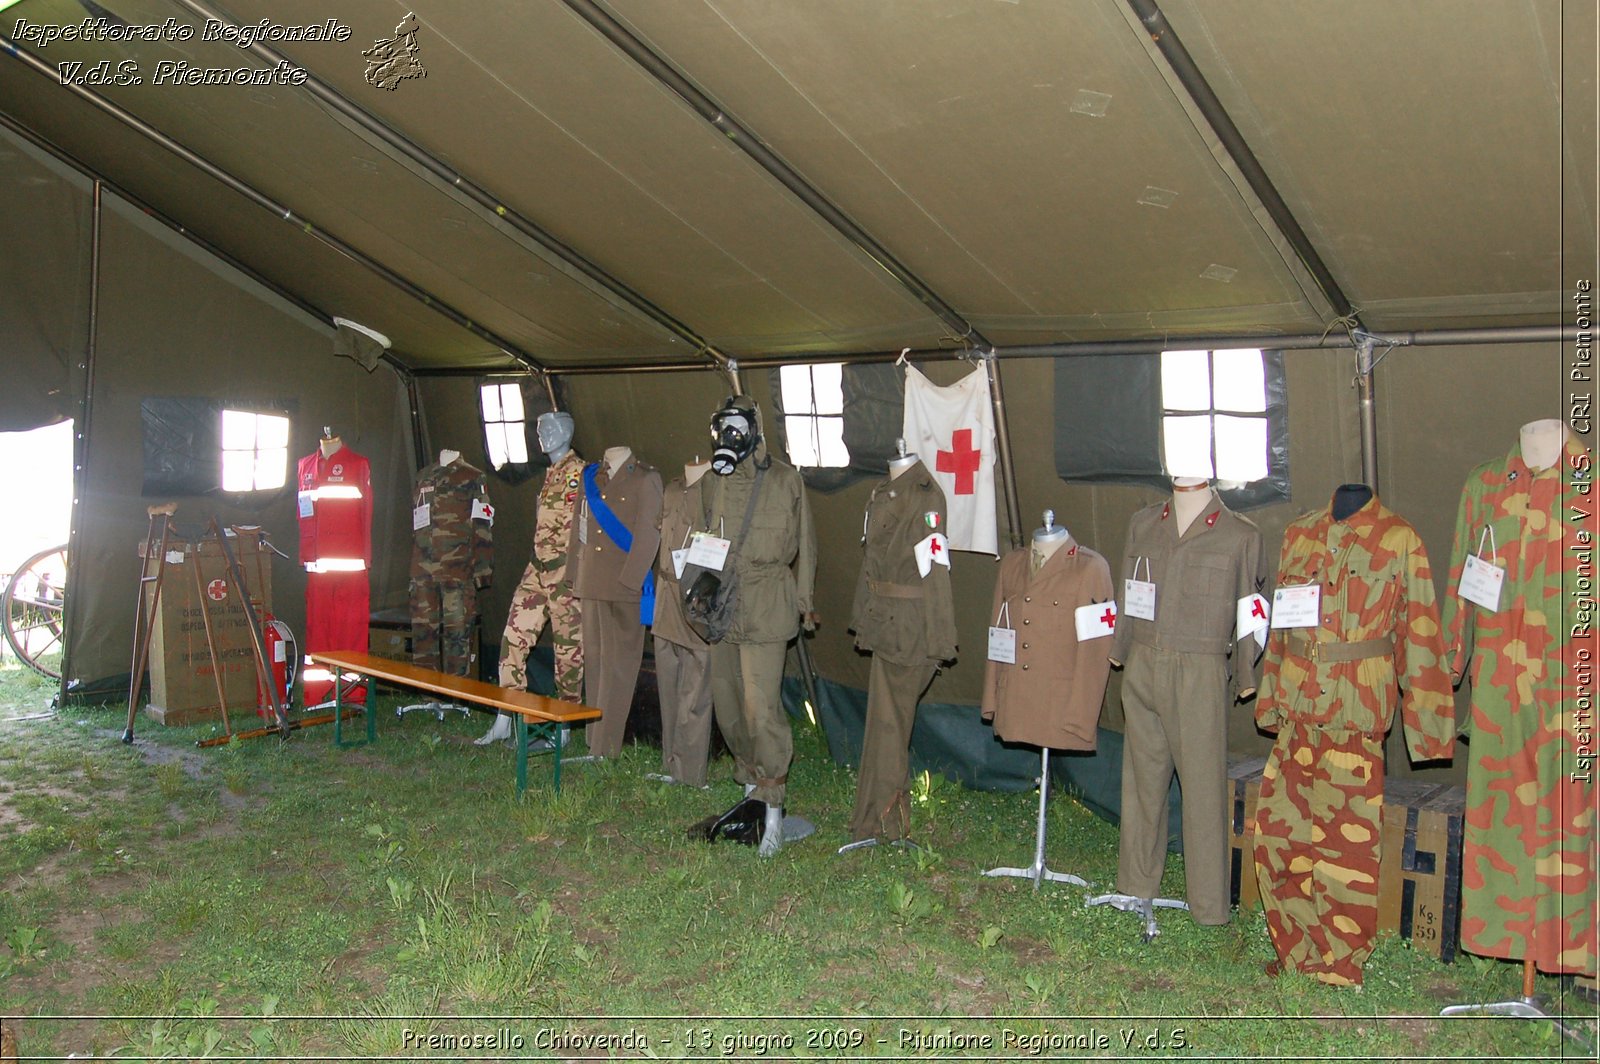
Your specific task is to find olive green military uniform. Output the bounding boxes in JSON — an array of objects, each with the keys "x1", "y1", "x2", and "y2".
[
  {"x1": 410, "y1": 457, "x2": 493, "y2": 676},
  {"x1": 654, "y1": 474, "x2": 713, "y2": 787},
  {"x1": 1111, "y1": 494, "x2": 1265, "y2": 925},
  {"x1": 847, "y1": 461, "x2": 957, "y2": 842},
  {"x1": 697, "y1": 447, "x2": 816, "y2": 807}
]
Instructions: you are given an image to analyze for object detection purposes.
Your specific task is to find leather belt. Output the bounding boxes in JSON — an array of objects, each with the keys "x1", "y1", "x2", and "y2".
[
  {"x1": 1289, "y1": 632, "x2": 1394, "y2": 663},
  {"x1": 868, "y1": 580, "x2": 923, "y2": 599}
]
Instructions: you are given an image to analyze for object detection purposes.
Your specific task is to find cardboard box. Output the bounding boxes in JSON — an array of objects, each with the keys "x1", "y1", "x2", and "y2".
[
  {"x1": 1230, "y1": 758, "x2": 1465, "y2": 962},
  {"x1": 369, "y1": 625, "x2": 409, "y2": 662},
  {"x1": 141, "y1": 530, "x2": 273, "y2": 726}
]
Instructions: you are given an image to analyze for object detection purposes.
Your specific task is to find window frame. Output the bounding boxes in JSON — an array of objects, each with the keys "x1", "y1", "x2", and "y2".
[
  {"x1": 1158, "y1": 348, "x2": 1273, "y2": 486},
  {"x1": 776, "y1": 363, "x2": 850, "y2": 471},
  {"x1": 218, "y1": 408, "x2": 290, "y2": 494},
  {"x1": 475, "y1": 375, "x2": 558, "y2": 485}
]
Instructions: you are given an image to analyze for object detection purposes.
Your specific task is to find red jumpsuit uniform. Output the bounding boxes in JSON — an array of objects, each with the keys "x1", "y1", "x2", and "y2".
[{"x1": 297, "y1": 446, "x2": 372, "y2": 705}]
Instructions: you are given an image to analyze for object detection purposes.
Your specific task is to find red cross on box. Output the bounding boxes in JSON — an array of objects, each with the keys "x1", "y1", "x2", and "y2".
[
  {"x1": 936, "y1": 429, "x2": 982, "y2": 496},
  {"x1": 206, "y1": 579, "x2": 227, "y2": 601}
]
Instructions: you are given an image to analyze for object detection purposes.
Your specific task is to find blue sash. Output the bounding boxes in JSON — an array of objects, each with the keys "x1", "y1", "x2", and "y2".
[{"x1": 583, "y1": 462, "x2": 656, "y2": 626}]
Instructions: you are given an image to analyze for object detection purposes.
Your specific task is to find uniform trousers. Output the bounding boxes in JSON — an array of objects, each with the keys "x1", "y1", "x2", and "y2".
[
  {"x1": 410, "y1": 578, "x2": 476, "y2": 677},
  {"x1": 709, "y1": 640, "x2": 791, "y2": 806},
  {"x1": 498, "y1": 563, "x2": 582, "y2": 701},
  {"x1": 654, "y1": 634, "x2": 713, "y2": 788},
  {"x1": 304, "y1": 570, "x2": 368, "y2": 705},
  {"x1": 850, "y1": 656, "x2": 938, "y2": 842},
  {"x1": 581, "y1": 597, "x2": 646, "y2": 757},
  {"x1": 1254, "y1": 723, "x2": 1384, "y2": 986},
  {"x1": 1117, "y1": 643, "x2": 1230, "y2": 924}
]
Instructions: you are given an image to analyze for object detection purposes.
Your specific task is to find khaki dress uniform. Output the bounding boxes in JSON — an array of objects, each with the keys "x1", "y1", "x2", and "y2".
[
  {"x1": 696, "y1": 447, "x2": 816, "y2": 807},
  {"x1": 1110, "y1": 494, "x2": 1265, "y2": 925},
  {"x1": 981, "y1": 537, "x2": 1114, "y2": 751},
  {"x1": 847, "y1": 461, "x2": 957, "y2": 842},
  {"x1": 567, "y1": 455, "x2": 663, "y2": 758},
  {"x1": 498, "y1": 451, "x2": 585, "y2": 701},
  {"x1": 653, "y1": 475, "x2": 714, "y2": 787}
]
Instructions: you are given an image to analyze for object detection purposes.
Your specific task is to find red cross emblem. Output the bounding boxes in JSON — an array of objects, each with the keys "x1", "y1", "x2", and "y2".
[
  {"x1": 1250, "y1": 598, "x2": 1267, "y2": 620},
  {"x1": 1100, "y1": 607, "x2": 1116, "y2": 629},
  {"x1": 206, "y1": 579, "x2": 227, "y2": 601},
  {"x1": 936, "y1": 429, "x2": 982, "y2": 496},
  {"x1": 930, "y1": 537, "x2": 942, "y2": 556},
  {"x1": 332, "y1": 464, "x2": 343, "y2": 477}
]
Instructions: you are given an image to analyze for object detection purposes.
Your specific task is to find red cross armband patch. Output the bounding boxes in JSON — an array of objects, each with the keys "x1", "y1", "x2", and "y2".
[
  {"x1": 1236, "y1": 592, "x2": 1270, "y2": 646},
  {"x1": 471, "y1": 498, "x2": 495, "y2": 525},
  {"x1": 914, "y1": 532, "x2": 951, "y2": 577},
  {"x1": 1074, "y1": 600, "x2": 1116, "y2": 641}
]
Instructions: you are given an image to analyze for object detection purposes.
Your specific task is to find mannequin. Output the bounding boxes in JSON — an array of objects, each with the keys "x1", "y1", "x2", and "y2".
[
  {"x1": 1103, "y1": 473, "x2": 1265, "y2": 933},
  {"x1": 569, "y1": 443, "x2": 662, "y2": 759},
  {"x1": 981, "y1": 510, "x2": 1112, "y2": 888},
  {"x1": 297, "y1": 428, "x2": 373, "y2": 707},
  {"x1": 482, "y1": 411, "x2": 586, "y2": 744},
  {"x1": 1331, "y1": 482, "x2": 1373, "y2": 521},
  {"x1": 647, "y1": 456, "x2": 719, "y2": 787},
  {"x1": 1438, "y1": 418, "x2": 1594, "y2": 987},
  {"x1": 440, "y1": 448, "x2": 461, "y2": 466},
  {"x1": 840, "y1": 446, "x2": 956, "y2": 850},
  {"x1": 887, "y1": 437, "x2": 919, "y2": 481},
  {"x1": 699, "y1": 395, "x2": 817, "y2": 856}
]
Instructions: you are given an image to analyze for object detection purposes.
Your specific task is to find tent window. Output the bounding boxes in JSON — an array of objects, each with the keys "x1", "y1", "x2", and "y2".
[
  {"x1": 480, "y1": 381, "x2": 530, "y2": 471},
  {"x1": 1160, "y1": 348, "x2": 1270, "y2": 484},
  {"x1": 219, "y1": 409, "x2": 289, "y2": 492},
  {"x1": 778, "y1": 364, "x2": 849, "y2": 468}
]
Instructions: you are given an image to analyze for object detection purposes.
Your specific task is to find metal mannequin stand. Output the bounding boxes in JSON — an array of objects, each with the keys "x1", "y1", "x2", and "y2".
[
  {"x1": 1085, "y1": 892, "x2": 1189, "y2": 942},
  {"x1": 982, "y1": 748, "x2": 1088, "y2": 890},
  {"x1": 1441, "y1": 958, "x2": 1596, "y2": 1051}
]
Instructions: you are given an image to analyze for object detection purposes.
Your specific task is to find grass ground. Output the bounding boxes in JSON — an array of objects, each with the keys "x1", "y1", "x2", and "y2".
[{"x1": 0, "y1": 657, "x2": 1593, "y2": 1061}]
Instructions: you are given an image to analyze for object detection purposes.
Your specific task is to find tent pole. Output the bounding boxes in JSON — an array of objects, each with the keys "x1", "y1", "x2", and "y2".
[
  {"x1": 0, "y1": 35, "x2": 546, "y2": 374},
  {"x1": 1356, "y1": 335, "x2": 1380, "y2": 493},
  {"x1": 60, "y1": 179, "x2": 103, "y2": 699}
]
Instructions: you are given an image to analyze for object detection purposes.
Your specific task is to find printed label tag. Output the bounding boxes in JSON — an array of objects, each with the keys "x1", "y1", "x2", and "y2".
[
  {"x1": 412, "y1": 503, "x2": 430, "y2": 531},
  {"x1": 1075, "y1": 601, "x2": 1117, "y2": 641},
  {"x1": 1271, "y1": 584, "x2": 1321, "y2": 629},
  {"x1": 671, "y1": 548, "x2": 689, "y2": 580},
  {"x1": 273, "y1": 640, "x2": 287, "y2": 663},
  {"x1": 1123, "y1": 578, "x2": 1157, "y2": 622},
  {"x1": 686, "y1": 532, "x2": 731, "y2": 571},
  {"x1": 1458, "y1": 553, "x2": 1505, "y2": 612},
  {"x1": 297, "y1": 491, "x2": 315, "y2": 519},
  {"x1": 164, "y1": 550, "x2": 185, "y2": 565},
  {"x1": 987, "y1": 625, "x2": 1017, "y2": 664}
]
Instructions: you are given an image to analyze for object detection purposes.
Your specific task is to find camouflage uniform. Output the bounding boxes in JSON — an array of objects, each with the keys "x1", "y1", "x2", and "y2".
[
  {"x1": 1443, "y1": 438, "x2": 1596, "y2": 977},
  {"x1": 410, "y1": 457, "x2": 493, "y2": 676},
  {"x1": 498, "y1": 452, "x2": 585, "y2": 700},
  {"x1": 1254, "y1": 493, "x2": 1455, "y2": 986}
]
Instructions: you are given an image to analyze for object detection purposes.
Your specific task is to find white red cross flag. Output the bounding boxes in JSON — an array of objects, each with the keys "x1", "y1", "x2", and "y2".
[{"x1": 902, "y1": 364, "x2": 998, "y2": 556}]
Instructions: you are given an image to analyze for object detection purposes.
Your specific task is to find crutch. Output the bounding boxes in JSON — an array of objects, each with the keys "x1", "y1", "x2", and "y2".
[
  {"x1": 190, "y1": 542, "x2": 231, "y2": 739},
  {"x1": 209, "y1": 519, "x2": 289, "y2": 739},
  {"x1": 122, "y1": 503, "x2": 177, "y2": 744}
]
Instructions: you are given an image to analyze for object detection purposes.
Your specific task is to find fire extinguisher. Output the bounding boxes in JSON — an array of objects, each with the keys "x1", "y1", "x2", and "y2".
[{"x1": 257, "y1": 616, "x2": 297, "y2": 719}]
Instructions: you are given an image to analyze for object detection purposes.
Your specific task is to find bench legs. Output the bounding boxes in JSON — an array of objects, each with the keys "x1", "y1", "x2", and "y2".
[
  {"x1": 515, "y1": 716, "x2": 565, "y2": 797},
  {"x1": 332, "y1": 671, "x2": 376, "y2": 749}
]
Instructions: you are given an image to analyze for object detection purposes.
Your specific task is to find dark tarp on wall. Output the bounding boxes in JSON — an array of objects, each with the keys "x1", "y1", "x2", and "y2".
[
  {"x1": 769, "y1": 363, "x2": 906, "y2": 492},
  {"x1": 140, "y1": 396, "x2": 297, "y2": 501},
  {"x1": 0, "y1": 128, "x2": 90, "y2": 433}
]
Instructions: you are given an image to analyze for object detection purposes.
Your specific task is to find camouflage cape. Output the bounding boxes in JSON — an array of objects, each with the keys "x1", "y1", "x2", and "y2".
[
  {"x1": 499, "y1": 452, "x2": 585, "y2": 701},
  {"x1": 410, "y1": 457, "x2": 493, "y2": 675},
  {"x1": 1443, "y1": 437, "x2": 1597, "y2": 977},
  {"x1": 1254, "y1": 493, "x2": 1455, "y2": 985}
]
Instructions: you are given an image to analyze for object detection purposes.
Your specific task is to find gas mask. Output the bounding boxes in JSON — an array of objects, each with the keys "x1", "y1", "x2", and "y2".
[{"x1": 709, "y1": 397, "x2": 759, "y2": 475}]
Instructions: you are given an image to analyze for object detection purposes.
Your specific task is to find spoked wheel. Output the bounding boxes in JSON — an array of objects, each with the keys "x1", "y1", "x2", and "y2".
[{"x1": 4, "y1": 545, "x2": 68, "y2": 678}]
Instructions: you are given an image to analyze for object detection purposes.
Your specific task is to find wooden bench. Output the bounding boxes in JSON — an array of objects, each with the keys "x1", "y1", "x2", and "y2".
[{"x1": 307, "y1": 651, "x2": 602, "y2": 795}]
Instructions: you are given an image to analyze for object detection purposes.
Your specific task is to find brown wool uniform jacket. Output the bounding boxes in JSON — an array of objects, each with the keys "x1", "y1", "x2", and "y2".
[
  {"x1": 981, "y1": 539, "x2": 1114, "y2": 750},
  {"x1": 653, "y1": 476, "x2": 706, "y2": 650},
  {"x1": 1110, "y1": 495, "x2": 1267, "y2": 699},
  {"x1": 566, "y1": 455, "x2": 664, "y2": 603},
  {"x1": 849, "y1": 461, "x2": 958, "y2": 667}
]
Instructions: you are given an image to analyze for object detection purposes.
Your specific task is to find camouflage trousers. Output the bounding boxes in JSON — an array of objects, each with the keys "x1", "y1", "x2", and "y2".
[
  {"x1": 1254, "y1": 722, "x2": 1384, "y2": 986},
  {"x1": 410, "y1": 577, "x2": 478, "y2": 677},
  {"x1": 498, "y1": 562, "x2": 582, "y2": 702}
]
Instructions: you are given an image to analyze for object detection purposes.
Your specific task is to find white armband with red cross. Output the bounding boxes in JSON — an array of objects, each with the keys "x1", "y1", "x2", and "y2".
[
  {"x1": 1236, "y1": 593, "x2": 1270, "y2": 647},
  {"x1": 914, "y1": 532, "x2": 951, "y2": 577}
]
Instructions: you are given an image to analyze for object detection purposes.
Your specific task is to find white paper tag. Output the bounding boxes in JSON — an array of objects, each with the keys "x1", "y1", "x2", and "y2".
[
  {"x1": 987, "y1": 625, "x2": 1017, "y2": 664},
  {"x1": 164, "y1": 550, "x2": 185, "y2": 565},
  {"x1": 412, "y1": 503, "x2": 430, "y2": 531},
  {"x1": 686, "y1": 532, "x2": 731, "y2": 571},
  {"x1": 297, "y1": 491, "x2": 315, "y2": 519},
  {"x1": 1236, "y1": 593, "x2": 1271, "y2": 646},
  {"x1": 273, "y1": 639, "x2": 286, "y2": 663},
  {"x1": 671, "y1": 548, "x2": 689, "y2": 580},
  {"x1": 1124, "y1": 578, "x2": 1157, "y2": 622},
  {"x1": 1075, "y1": 601, "x2": 1117, "y2": 641},
  {"x1": 471, "y1": 498, "x2": 495, "y2": 525},
  {"x1": 1459, "y1": 553, "x2": 1505, "y2": 611},
  {"x1": 1271, "y1": 584, "x2": 1321, "y2": 629}
]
